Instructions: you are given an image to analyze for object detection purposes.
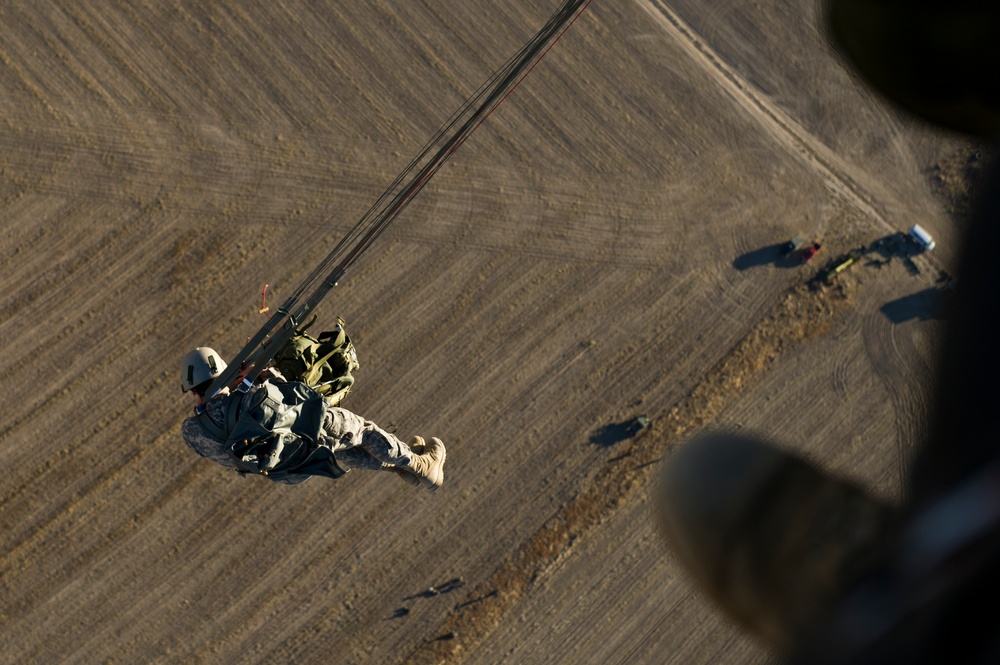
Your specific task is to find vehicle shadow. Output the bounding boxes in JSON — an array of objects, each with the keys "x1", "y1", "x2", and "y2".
[
  {"x1": 733, "y1": 243, "x2": 804, "y2": 271},
  {"x1": 868, "y1": 232, "x2": 922, "y2": 260},
  {"x1": 590, "y1": 416, "x2": 650, "y2": 447},
  {"x1": 867, "y1": 232, "x2": 929, "y2": 275},
  {"x1": 881, "y1": 287, "x2": 949, "y2": 323}
]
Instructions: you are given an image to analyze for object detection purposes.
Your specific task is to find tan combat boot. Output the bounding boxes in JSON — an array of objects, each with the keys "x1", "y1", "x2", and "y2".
[
  {"x1": 390, "y1": 437, "x2": 430, "y2": 487},
  {"x1": 404, "y1": 436, "x2": 446, "y2": 491},
  {"x1": 408, "y1": 436, "x2": 427, "y2": 455}
]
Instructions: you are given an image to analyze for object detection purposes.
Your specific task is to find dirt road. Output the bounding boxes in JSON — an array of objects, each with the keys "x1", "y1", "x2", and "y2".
[{"x1": 0, "y1": 1, "x2": 964, "y2": 663}]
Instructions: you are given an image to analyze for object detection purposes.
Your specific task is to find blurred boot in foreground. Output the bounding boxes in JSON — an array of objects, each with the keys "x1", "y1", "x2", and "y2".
[{"x1": 655, "y1": 433, "x2": 898, "y2": 652}]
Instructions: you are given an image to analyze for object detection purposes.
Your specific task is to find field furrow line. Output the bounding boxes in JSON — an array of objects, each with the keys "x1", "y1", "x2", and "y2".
[{"x1": 636, "y1": 0, "x2": 892, "y2": 234}]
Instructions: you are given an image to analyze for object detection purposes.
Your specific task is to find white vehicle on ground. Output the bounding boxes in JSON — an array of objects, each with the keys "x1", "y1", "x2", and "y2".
[{"x1": 909, "y1": 224, "x2": 936, "y2": 251}]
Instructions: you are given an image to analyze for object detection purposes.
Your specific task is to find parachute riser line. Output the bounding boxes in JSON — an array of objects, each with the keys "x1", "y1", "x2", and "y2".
[
  {"x1": 202, "y1": 294, "x2": 301, "y2": 400},
  {"x1": 203, "y1": 0, "x2": 591, "y2": 399}
]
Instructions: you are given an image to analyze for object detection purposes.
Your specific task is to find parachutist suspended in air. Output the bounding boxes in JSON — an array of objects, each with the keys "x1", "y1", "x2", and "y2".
[
  {"x1": 179, "y1": 346, "x2": 446, "y2": 490},
  {"x1": 173, "y1": 0, "x2": 595, "y2": 494}
]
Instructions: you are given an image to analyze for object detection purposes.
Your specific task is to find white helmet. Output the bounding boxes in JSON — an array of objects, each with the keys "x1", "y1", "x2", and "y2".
[{"x1": 181, "y1": 347, "x2": 227, "y2": 392}]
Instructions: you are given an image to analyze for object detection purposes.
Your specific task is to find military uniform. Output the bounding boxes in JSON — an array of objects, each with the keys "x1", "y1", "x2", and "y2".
[{"x1": 181, "y1": 377, "x2": 414, "y2": 485}]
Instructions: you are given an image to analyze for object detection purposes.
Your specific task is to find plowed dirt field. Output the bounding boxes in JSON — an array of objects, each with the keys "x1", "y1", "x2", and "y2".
[{"x1": 0, "y1": 1, "x2": 969, "y2": 663}]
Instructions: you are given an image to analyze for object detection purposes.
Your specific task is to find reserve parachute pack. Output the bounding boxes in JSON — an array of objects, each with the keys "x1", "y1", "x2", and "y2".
[
  {"x1": 198, "y1": 381, "x2": 347, "y2": 483},
  {"x1": 272, "y1": 316, "x2": 360, "y2": 406}
]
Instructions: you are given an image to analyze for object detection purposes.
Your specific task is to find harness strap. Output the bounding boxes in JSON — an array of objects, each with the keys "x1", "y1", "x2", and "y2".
[
  {"x1": 196, "y1": 409, "x2": 229, "y2": 441},
  {"x1": 194, "y1": 391, "x2": 245, "y2": 442}
]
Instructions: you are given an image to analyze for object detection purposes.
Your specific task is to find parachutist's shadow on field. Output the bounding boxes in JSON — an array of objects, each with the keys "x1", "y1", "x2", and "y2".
[
  {"x1": 881, "y1": 287, "x2": 949, "y2": 323},
  {"x1": 733, "y1": 244, "x2": 802, "y2": 271},
  {"x1": 590, "y1": 416, "x2": 651, "y2": 447},
  {"x1": 403, "y1": 577, "x2": 465, "y2": 601},
  {"x1": 390, "y1": 577, "x2": 466, "y2": 620}
]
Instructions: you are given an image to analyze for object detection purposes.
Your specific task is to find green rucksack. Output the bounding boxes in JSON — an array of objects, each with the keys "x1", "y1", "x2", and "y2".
[{"x1": 273, "y1": 317, "x2": 360, "y2": 406}]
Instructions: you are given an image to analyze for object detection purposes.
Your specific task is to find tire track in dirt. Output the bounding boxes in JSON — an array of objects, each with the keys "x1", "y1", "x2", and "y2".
[
  {"x1": 639, "y1": 0, "x2": 952, "y2": 296},
  {"x1": 0, "y1": 210, "x2": 309, "y2": 648},
  {"x1": 636, "y1": 0, "x2": 892, "y2": 235},
  {"x1": 0, "y1": 31, "x2": 84, "y2": 130},
  {"x1": 859, "y1": 308, "x2": 932, "y2": 497},
  {"x1": 0, "y1": 194, "x2": 181, "y2": 444},
  {"x1": 0, "y1": 283, "x2": 266, "y2": 555},
  {"x1": 638, "y1": 0, "x2": 944, "y2": 493},
  {"x1": 831, "y1": 343, "x2": 852, "y2": 401},
  {"x1": 0, "y1": 160, "x2": 298, "y2": 561},
  {"x1": 1, "y1": 435, "x2": 202, "y2": 658},
  {"x1": 12, "y1": 446, "x2": 382, "y2": 663}
]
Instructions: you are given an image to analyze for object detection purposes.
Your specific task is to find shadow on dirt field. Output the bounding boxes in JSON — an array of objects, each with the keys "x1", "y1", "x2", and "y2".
[
  {"x1": 881, "y1": 287, "x2": 950, "y2": 323},
  {"x1": 590, "y1": 416, "x2": 651, "y2": 447},
  {"x1": 733, "y1": 243, "x2": 805, "y2": 270}
]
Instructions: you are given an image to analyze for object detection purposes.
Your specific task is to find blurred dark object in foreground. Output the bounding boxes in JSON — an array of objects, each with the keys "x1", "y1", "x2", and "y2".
[
  {"x1": 791, "y1": 149, "x2": 1000, "y2": 665},
  {"x1": 805, "y1": 2, "x2": 1000, "y2": 659}
]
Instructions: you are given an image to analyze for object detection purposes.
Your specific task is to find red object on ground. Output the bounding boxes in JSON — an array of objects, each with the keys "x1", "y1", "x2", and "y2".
[{"x1": 801, "y1": 243, "x2": 821, "y2": 262}]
